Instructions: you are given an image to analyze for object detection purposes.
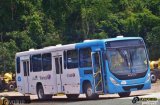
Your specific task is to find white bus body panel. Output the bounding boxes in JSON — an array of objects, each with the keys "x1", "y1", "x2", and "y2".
[
  {"x1": 16, "y1": 44, "x2": 80, "y2": 95},
  {"x1": 29, "y1": 71, "x2": 57, "y2": 95},
  {"x1": 63, "y1": 68, "x2": 80, "y2": 94}
]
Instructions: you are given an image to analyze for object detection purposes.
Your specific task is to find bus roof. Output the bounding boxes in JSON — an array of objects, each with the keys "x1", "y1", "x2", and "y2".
[
  {"x1": 103, "y1": 36, "x2": 142, "y2": 42},
  {"x1": 75, "y1": 37, "x2": 143, "y2": 48},
  {"x1": 16, "y1": 37, "x2": 143, "y2": 57},
  {"x1": 16, "y1": 44, "x2": 76, "y2": 57}
]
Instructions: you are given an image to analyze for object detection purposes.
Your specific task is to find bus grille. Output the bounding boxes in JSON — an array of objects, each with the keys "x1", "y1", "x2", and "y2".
[{"x1": 122, "y1": 84, "x2": 144, "y2": 91}]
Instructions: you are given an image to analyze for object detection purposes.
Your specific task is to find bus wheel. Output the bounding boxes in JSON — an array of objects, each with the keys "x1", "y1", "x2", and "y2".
[
  {"x1": 66, "y1": 94, "x2": 79, "y2": 99},
  {"x1": 118, "y1": 92, "x2": 131, "y2": 97},
  {"x1": 37, "y1": 85, "x2": 46, "y2": 100},
  {"x1": 151, "y1": 73, "x2": 157, "y2": 83},
  {"x1": 84, "y1": 83, "x2": 99, "y2": 99}
]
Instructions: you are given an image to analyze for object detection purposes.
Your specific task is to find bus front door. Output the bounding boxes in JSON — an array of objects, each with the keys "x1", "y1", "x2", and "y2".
[
  {"x1": 53, "y1": 55, "x2": 63, "y2": 93},
  {"x1": 92, "y1": 52, "x2": 103, "y2": 93},
  {"x1": 21, "y1": 57, "x2": 30, "y2": 94}
]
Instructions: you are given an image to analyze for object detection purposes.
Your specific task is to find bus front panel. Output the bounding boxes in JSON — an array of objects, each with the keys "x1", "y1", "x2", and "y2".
[{"x1": 105, "y1": 39, "x2": 151, "y2": 94}]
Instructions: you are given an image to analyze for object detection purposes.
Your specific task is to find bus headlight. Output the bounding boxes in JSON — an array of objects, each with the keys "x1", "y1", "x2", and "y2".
[
  {"x1": 110, "y1": 77, "x2": 119, "y2": 86},
  {"x1": 145, "y1": 73, "x2": 150, "y2": 83}
]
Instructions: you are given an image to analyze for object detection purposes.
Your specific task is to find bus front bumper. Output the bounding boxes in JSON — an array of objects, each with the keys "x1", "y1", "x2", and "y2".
[{"x1": 107, "y1": 76, "x2": 151, "y2": 94}]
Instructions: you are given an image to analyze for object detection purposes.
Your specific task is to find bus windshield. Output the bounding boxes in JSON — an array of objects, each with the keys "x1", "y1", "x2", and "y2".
[{"x1": 107, "y1": 47, "x2": 148, "y2": 75}]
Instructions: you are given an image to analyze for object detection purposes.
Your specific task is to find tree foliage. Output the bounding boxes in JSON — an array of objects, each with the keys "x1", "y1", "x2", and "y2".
[{"x1": 0, "y1": 0, "x2": 160, "y2": 72}]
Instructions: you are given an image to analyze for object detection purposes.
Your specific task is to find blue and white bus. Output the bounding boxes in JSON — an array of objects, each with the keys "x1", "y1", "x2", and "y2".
[{"x1": 15, "y1": 36, "x2": 151, "y2": 99}]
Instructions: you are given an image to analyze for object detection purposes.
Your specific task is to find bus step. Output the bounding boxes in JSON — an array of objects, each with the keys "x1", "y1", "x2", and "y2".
[{"x1": 56, "y1": 93, "x2": 65, "y2": 96}]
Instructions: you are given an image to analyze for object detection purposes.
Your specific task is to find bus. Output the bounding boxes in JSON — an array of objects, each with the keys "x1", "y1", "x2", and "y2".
[{"x1": 15, "y1": 36, "x2": 151, "y2": 100}]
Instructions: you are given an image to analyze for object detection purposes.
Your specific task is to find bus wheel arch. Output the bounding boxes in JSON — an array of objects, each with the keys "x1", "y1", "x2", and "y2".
[
  {"x1": 36, "y1": 82, "x2": 42, "y2": 91},
  {"x1": 82, "y1": 80, "x2": 90, "y2": 93},
  {"x1": 36, "y1": 82, "x2": 52, "y2": 100},
  {"x1": 82, "y1": 80, "x2": 99, "y2": 99}
]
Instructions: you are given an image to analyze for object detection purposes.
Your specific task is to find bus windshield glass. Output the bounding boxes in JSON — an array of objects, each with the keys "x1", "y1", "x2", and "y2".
[{"x1": 106, "y1": 45, "x2": 148, "y2": 75}]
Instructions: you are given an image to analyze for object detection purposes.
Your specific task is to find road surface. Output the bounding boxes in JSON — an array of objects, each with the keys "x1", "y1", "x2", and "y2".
[{"x1": 0, "y1": 81, "x2": 160, "y2": 105}]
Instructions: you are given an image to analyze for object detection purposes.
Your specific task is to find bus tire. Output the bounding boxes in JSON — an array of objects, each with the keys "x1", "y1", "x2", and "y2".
[
  {"x1": 151, "y1": 73, "x2": 157, "y2": 83},
  {"x1": 118, "y1": 92, "x2": 131, "y2": 97},
  {"x1": 37, "y1": 85, "x2": 46, "y2": 100},
  {"x1": 84, "y1": 83, "x2": 99, "y2": 99},
  {"x1": 66, "y1": 94, "x2": 79, "y2": 99}
]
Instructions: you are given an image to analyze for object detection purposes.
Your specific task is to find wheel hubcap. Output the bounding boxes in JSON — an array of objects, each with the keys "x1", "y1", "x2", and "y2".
[
  {"x1": 38, "y1": 89, "x2": 43, "y2": 99},
  {"x1": 87, "y1": 88, "x2": 92, "y2": 97}
]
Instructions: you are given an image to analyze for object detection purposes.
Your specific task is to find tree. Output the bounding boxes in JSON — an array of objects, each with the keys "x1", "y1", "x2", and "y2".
[
  {"x1": 0, "y1": 40, "x2": 18, "y2": 72},
  {"x1": 0, "y1": 0, "x2": 160, "y2": 73},
  {"x1": 146, "y1": 26, "x2": 160, "y2": 60}
]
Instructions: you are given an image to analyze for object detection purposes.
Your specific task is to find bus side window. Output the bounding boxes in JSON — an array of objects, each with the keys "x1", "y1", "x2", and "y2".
[
  {"x1": 42, "y1": 53, "x2": 52, "y2": 71},
  {"x1": 79, "y1": 48, "x2": 92, "y2": 67},
  {"x1": 67, "y1": 50, "x2": 78, "y2": 69},
  {"x1": 32, "y1": 54, "x2": 42, "y2": 72},
  {"x1": 16, "y1": 57, "x2": 20, "y2": 73}
]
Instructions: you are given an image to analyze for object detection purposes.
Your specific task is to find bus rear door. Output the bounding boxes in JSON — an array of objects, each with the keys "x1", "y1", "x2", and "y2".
[
  {"x1": 52, "y1": 52, "x2": 63, "y2": 93},
  {"x1": 20, "y1": 56, "x2": 30, "y2": 94}
]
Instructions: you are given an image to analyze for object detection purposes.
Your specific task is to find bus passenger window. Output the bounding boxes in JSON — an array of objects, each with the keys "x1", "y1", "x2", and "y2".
[
  {"x1": 67, "y1": 50, "x2": 78, "y2": 69},
  {"x1": 32, "y1": 54, "x2": 42, "y2": 72},
  {"x1": 42, "y1": 53, "x2": 52, "y2": 71},
  {"x1": 79, "y1": 48, "x2": 92, "y2": 67},
  {"x1": 16, "y1": 57, "x2": 20, "y2": 73}
]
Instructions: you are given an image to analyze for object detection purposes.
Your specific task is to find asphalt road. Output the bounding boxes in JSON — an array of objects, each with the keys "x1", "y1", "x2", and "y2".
[
  {"x1": 28, "y1": 93, "x2": 160, "y2": 105},
  {"x1": 0, "y1": 81, "x2": 160, "y2": 105},
  {"x1": 31, "y1": 97, "x2": 136, "y2": 105}
]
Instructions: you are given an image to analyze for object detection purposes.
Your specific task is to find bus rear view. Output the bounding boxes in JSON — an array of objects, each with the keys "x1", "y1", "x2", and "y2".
[{"x1": 105, "y1": 37, "x2": 151, "y2": 97}]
